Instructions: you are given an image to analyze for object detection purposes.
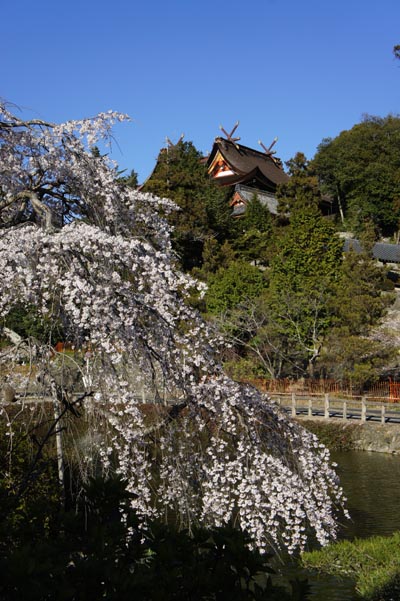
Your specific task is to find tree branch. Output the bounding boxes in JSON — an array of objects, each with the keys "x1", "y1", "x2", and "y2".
[{"x1": 1, "y1": 190, "x2": 54, "y2": 231}]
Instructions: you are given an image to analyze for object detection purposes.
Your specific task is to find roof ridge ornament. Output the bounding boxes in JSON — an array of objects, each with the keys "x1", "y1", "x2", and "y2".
[
  {"x1": 165, "y1": 133, "x2": 185, "y2": 148},
  {"x1": 219, "y1": 121, "x2": 241, "y2": 143},
  {"x1": 258, "y1": 137, "x2": 278, "y2": 156},
  {"x1": 258, "y1": 137, "x2": 284, "y2": 168}
]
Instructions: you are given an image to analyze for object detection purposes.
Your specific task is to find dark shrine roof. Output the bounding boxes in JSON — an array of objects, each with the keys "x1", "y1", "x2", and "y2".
[
  {"x1": 342, "y1": 239, "x2": 363, "y2": 254},
  {"x1": 207, "y1": 137, "x2": 289, "y2": 190},
  {"x1": 343, "y1": 239, "x2": 400, "y2": 263},
  {"x1": 373, "y1": 243, "x2": 400, "y2": 263}
]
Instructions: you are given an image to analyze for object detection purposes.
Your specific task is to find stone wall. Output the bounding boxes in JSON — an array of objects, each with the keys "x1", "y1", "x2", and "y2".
[
  {"x1": 298, "y1": 417, "x2": 400, "y2": 454},
  {"x1": 351, "y1": 422, "x2": 400, "y2": 454}
]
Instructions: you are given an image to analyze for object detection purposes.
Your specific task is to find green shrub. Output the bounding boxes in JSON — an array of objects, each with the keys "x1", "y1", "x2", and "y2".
[
  {"x1": 223, "y1": 358, "x2": 268, "y2": 381},
  {"x1": 205, "y1": 261, "x2": 266, "y2": 315},
  {"x1": 302, "y1": 531, "x2": 400, "y2": 600}
]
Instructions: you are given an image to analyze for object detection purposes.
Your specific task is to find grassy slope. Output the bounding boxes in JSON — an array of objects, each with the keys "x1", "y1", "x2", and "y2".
[{"x1": 302, "y1": 531, "x2": 400, "y2": 599}]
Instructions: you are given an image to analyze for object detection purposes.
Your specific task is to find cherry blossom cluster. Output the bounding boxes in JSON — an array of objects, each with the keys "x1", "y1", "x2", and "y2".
[{"x1": 0, "y1": 103, "x2": 347, "y2": 553}]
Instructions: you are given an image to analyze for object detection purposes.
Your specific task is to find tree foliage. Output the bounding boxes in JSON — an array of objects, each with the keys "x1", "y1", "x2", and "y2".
[
  {"x1": 3, "y1": 303, "x2": 64, "y2": 345},
  {"x1": 313, "y1": 115, "x2": 400, "y2": 235},
  {"x1": 205, "y1": 261, "x2": 267, "y2": 315},
  {"x1": 276, "y1": 153, "x2": 324, "y2": 217},
  {"x1": 265, "y1": 207, "x2": 343, "y2": 375},
  {"x1": 0, "y1": 473, "x2": 310, "y2": 601},
  {"x1": 142, "y1": 140, "x2": 234, "y2": 270},
  {"x1": 118, "y1": 168, "x2": 139, "y2": 188},
  {"x1": 214, "y1": 199, "x2": 393, "y2": 384},
  {"x1": 0, "y1": 102, "x2": 346, "y2": 554},
  {"x1": 233, "y1": 194, "x2": 273, "y2": 266},
  {"x1": 319, "y1": 249, "x2": 395, "y2": 385},
  {"x1": 197, "y1": 238, "x2": 236, "y2": 277},
  {"x1": 270, "y1": 207, "x2": 342, "y2": 285}
]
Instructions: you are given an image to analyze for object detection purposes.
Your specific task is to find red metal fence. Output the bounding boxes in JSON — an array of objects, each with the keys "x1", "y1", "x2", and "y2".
[{"x1": 245, "y1": 378, "x2": 400, "y2": 402}]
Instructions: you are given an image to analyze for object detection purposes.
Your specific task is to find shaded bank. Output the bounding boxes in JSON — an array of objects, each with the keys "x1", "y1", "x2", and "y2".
[
  {"x1": 298, "y1": 417, "x2": 400, "y2": 454},
  {"x1": 300, "y1": 450, "x2": 400, "y2": 600}
]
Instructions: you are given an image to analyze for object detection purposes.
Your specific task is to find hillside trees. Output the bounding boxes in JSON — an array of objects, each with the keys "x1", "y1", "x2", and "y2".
[
  {"x1": 319, "y1": 248, "x2": 395, "y2": 386},
  {"x1": 214, "y1": 183, "x2": 394, "y2": 384},
  {"x1": 0, "y1": 101, "x2": 347, "y2": 554},
  {"x1": 142, "y1": 140, "x2": 235, "y2": 271},
  {"x1": 232, "y1": 193, "x2": 273, "y2": 266},
  {"x1": 313, "y1": 115, "x2": 400, "y2": 236},
  {"x1": 205, "y1": 260, "x2": 267, "y2": 315},
  {"x1": 216, "y1": 207, "x2": 344, "y2": 379},
  {"x1": 276, "y1": 152, "x2": 323, "y2": 217},
  {"x1": 266, "y1": 207, "x2": 343, "y2": 377}
]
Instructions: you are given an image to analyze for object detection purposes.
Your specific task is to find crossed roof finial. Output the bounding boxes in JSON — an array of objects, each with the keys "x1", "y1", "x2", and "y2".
[
  {"x1": 219, "y1": 121, "x2": 241, "y2": 143},
  {"x1": 258, "y1": 137, "x2": 278, "y2": 156},
  {"x1": 165, "y1": 133, "x2": 185, "y2": 148}
]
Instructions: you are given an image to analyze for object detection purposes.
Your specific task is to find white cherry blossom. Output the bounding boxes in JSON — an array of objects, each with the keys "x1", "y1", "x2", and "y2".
[{"x1": 0, "y1": 102, "x2": 347, "y2": 553}]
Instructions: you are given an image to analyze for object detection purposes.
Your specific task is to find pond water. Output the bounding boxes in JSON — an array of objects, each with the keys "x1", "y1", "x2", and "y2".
[
  {"x1": 333, "y1": 450, "x2": 400, "y2": 541},
  {"x1": 277, "y1": 450, "x2": 400, "y2": 600}
]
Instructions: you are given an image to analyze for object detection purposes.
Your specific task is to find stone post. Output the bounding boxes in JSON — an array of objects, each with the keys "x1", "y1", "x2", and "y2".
[
  {"x1": 324, "y1": 393, "x2": 330, "y2": 419},
  {"x1": 361, "y1": 396, "x2": 367, "y2": 422},
  {"x1": 291, "y1": 393, "x2": 296, "y2": 417}
]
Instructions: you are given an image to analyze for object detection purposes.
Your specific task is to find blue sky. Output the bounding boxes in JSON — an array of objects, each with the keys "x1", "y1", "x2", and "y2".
[{"x1": 2, "y1": 0, "x2": 399, "y2": 183}]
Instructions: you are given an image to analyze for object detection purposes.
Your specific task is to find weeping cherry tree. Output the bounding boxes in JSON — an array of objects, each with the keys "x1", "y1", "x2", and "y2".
[{"x1": 0, "y1": 101, "x2": 347, "y2": 553}]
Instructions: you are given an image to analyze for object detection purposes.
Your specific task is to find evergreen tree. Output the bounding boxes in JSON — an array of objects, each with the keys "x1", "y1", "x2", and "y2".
[
  {"x1": 233, "y1": 194, "x2": 273, "y2": 266},
  {"x1": 318, "y1": 247, "x2": 396, "y2": 386},
  {"x1": 197, "y1": 238, "x2": 236, "y2": 276},
  {"x1": 118, "y1": 169, "x2": 138, "y2": 188},
  {"x1": 271, "y1": 207, "x2": 341, "y2": 284},
  {"x1": 276, "y1": 152, "x2": 322, "y2": 217},
  {"x1": 241, "y1": 193, "x2": 272, "y2": 232},
  {"x1": 266, "y1": 206, "x2": 343, "y2": 376},
  {"x1": 205, "y1": 261, "x2": 267, "y2": 315},
  {"x1": 142, "y1": 141, "x2": 233, "y2": 271}
]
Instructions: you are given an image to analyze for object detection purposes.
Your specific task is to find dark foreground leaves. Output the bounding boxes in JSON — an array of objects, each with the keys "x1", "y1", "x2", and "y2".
[{"x1": 0, "y1": 475, "x2": 310, "y2": 600}]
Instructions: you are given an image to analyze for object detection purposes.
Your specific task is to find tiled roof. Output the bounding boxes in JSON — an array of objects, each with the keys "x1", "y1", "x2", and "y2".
[
  {"x1": 342, "y1": 239, "x2": 363, "y2": 253},
  {"x1": 343, "y1": 239, "x2": 400, "y2": 263},
  {"x1": 234, "y1": 184, "x2": 278, "y2": 215},
  {"x1": 373, "y1": 243, "x2": 400, "y2": 263}
]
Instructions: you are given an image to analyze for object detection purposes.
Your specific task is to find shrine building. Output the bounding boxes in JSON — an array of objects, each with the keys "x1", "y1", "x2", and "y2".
[{"x1": 206, "y1": 124, "x2": 289, "y2": 216}]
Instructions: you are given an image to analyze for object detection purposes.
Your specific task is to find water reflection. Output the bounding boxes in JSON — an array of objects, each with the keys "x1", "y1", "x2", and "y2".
[
  {"x1": 332, "y1": 450, "x2": 400, "y2": 540},
  {"x1": 275, "y1": 559, "x2": 358, "y2": 600},
  {"x1": 280, "y1": 451, "x2": 400, "y2": 599}
]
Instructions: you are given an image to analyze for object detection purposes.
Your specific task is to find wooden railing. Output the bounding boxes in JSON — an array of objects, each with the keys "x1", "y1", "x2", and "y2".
[{"x1": 272, "y1": 392, "x2": 400, "y2": 425}]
